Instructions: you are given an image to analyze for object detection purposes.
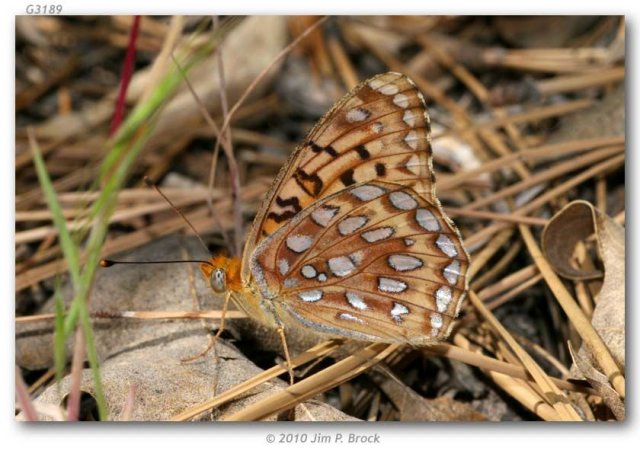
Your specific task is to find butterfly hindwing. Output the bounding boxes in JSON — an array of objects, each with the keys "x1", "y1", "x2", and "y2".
[{"x1": 249, "y1": 181, "x2": 469, "y2": 344}]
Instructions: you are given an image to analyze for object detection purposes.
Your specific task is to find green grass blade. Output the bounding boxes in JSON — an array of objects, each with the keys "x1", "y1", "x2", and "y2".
[
  {"x1": 53, "y1": 286, "x2": 66, "y2": 382},
  {"x1": 28, "y1": 130, "x2": 81, "y2": 287}
]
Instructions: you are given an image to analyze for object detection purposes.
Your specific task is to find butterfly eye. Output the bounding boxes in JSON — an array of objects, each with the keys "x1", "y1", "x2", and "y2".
[{"x1": 210, "y1": 268, "x2": 226, "y2": 293}]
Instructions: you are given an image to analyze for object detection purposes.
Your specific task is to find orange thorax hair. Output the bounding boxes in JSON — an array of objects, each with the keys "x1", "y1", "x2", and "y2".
[{"x1": 199, "y1": 256, "x2": 243, "y2": 292}]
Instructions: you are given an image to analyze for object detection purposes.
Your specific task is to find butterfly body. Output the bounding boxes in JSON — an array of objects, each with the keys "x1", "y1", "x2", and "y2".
[{"x1": 201, "y1": 72, "x2": 469, "y2": 345}]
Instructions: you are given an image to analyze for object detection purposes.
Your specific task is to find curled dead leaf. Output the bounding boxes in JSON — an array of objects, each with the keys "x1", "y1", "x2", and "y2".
[{"x1": 542, "y1": 200, "x2": 605, "y2": 280}]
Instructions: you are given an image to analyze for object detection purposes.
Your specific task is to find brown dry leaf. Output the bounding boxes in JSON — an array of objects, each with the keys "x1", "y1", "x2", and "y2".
[
  {"x1": 542, "y1": 200, "x2": 625, "y2": 369},
  {"x1": 27, "y1": 334, "x2": 355, "y2": 421},
  {"x1": 541, "y1": 201, "x2": 604, "y2": 280},
  {"x1": 568, "y1": 342, "x2": 624, "y2": 420}
]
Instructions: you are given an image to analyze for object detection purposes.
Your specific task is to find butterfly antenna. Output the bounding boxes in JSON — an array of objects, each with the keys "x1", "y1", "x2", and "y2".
[
  {"x1": 143, "y1": 176, "x2": 212, "y2": 256},
  {"x1": 100, "y1": 259, "x2": 214, "y2": 268}
]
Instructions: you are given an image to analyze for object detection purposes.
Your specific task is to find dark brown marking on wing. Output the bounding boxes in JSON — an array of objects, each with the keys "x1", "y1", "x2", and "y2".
[
  {"x1": 355, "y1": 144, "x2": 371, "y2": 160},
  {"x1": 267, "y1": 196, "x2": 302, "y2": 222},
  {"x1": 340, "y1": 169, "x2": 356, "y2": 186},
  {"x1": 294, "y1": 169, "x2": 324, "y2": 197},
  {"x1": 325, "y1": 145, "x2": 339, "y2": 157}
]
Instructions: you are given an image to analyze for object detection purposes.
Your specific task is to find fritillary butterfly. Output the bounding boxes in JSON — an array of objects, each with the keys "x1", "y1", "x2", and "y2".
[{"x1": 200, "y1": 72, "x2": 469, "y2": 344}]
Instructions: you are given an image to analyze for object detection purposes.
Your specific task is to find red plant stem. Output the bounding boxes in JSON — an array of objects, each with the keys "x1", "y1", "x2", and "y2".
[
  {"x1": 110, "y1": 15, "x2": 141, "y2": 136},
  {"x1": 15, "y1": 368, "x2": 38, "y2": 421}
]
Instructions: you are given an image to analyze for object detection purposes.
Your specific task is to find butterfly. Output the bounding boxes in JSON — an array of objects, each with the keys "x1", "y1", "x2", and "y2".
[{"x1": 199, "y1": 72, "x2": 469, "y2": 346}]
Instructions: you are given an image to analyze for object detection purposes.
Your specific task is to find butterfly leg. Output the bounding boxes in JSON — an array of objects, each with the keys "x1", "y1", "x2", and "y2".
[
  {"x1": 181, "y1": 291, "x2": 230, "y2": 363},
  {"x1": 276, "y1": 326, "x2": 295, "y2": 385}
]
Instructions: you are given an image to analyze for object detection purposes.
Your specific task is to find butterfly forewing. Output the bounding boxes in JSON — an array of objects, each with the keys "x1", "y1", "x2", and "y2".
[
  {"x1": 243, "y1": 72, "x2": 436, "y2": 275},
  {"x1": 249, "y1": 181, "x2": 469, "y2": 344},
  {"x1": 240, "y1": 72, "x2": 469, "y2": 344}
]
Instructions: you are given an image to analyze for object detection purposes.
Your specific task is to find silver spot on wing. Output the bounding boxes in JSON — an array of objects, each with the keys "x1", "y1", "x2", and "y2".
[
  {"x1": 436, "y1": 234, "x2": 458, "y2": 258},
  {"x1": 435, "y1": 286, "x2": 452, "y2": 312},
  {"x1": 286, "y1": 234, "x2": 313, "y2": 253},
  {"x1": 388, "y1": 254, "x2": 423, "y2": 272},
  {"x1": 443, "y1": 260, "x2": 461, "y2": 285},
  {"x1": 350, "y1": 184, "x2": 385, "y2": 202},
  {"x1": 361, "y1": 226, "x2": 394, "y2": 243},
  {"x1": 389, "y1": 190, "x2": 418, "y2": 210},
  {"x1": 298, "y1": 290, "x2": 323, "y2": 302},
  {"x1": 301, "y1": 264, "x2": 317, "y2": 279},
  {"x1": 416, "y1": 208, "x2": 440, "y2": 232},
  {"x1": 346, "y1": 292, "x2": 368, "y2": 310},
  {"x1": 391, "y1": 302, "x2": 409, "y2": 322},
  {"x1": 328, "y1": 256, "x2": 356, "y2": 277},
  {"x1": 338, "y1": 215, "x2": 368, "y2": 236},
  {"x1": 311, "y1": 205, "x2": 339, "y2": 227},
  {"x1": 378, "y1": 277, "x2": 408, "y2": 293}
]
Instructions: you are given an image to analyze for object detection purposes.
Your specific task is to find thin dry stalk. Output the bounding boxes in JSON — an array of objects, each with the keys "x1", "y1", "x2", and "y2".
[
  {"x1": 27, "y1": 368, "x2": 56, "y2": 394},
  {"x1": 479, "y1": 130, "x2": 531, "y2": 180},
  {"x1": 445, "y1": 207, "x2": 547, "y2": 226},
  {"x1": 204, "y1": 16, "x2": 329, "y2": 257},
  {"x1": 467, "y1": 228, "x2": 513, "y2": 279},
  {"x1": 209, "y1": 15, "x2": 329, "y2": 186},
  {"x1": 468, "y1": 291, "x2": 582, "y2": 420},
  {"x1": 417, "y1": 33, "x2": 526, "y2": 149},
  {"x1": 514, "y1": 334, "x2": 571, "y2": 378},
  {"x1": 491, "y1": 372, "x2": 560, "y2": 421},
  {"x1": 426, "y1": 341, "x2": 593, "y2": 395},
  {"x1": 16, "y1": 310, "x2": 248, "y2": 324},
  {"x1": 485, "y1": 47, "x2": 614, "y2": 73},
  {"x1": 16, "y1": 206, "x2": 209, "y2": 291},
  {"x1": 537, "y1": 66, "x2": 624, "y2": 96},
  {"x1": 171, "y1": 53, "x2": 231, "y2": 250},
  {"x1": 16, "y1": 180, "x2": 270, "y2": 291},
  {"x1": 327, "y1": 35, "x2": 359, "y2": 89},
  {"x1": 471, "y1": 240, "x2": 523, "y2": 289},
  {"x1": 485, "y1": 273, "x2": 543, "y2": 311},
  {"x1": 476, "y1": 264, "x2": 539, "y2": 301},
  {"x1": 451, "y1": 334, "x2": 563, "y2": 421},
  {"x1": 222, "y1": 343, "x2": 399, "y2": 421}
]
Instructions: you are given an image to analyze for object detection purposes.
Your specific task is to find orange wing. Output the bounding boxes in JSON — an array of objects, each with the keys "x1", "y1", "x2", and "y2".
[
  {"x1": 242, "y1": 72, "x2": 436, "y2": 278},
  {"x1": 249, "y1": 182, "x2": 469, "y2": 344}
]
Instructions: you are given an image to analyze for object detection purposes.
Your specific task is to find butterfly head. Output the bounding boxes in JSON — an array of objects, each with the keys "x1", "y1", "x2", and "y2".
[{"x1": 200, "y1": 256, "x2": 242, "y2": 294}]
